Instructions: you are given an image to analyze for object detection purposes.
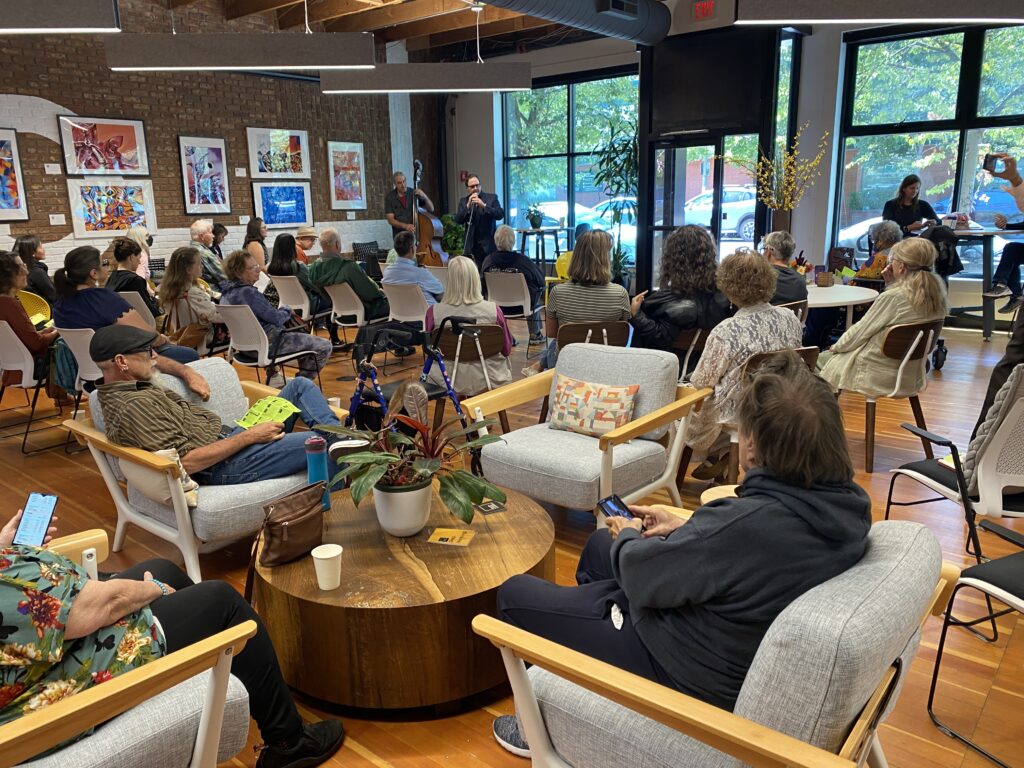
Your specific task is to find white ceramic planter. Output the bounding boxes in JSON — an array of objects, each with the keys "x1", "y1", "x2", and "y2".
[{"x1": 373, "y1": 481, "x2": 432, "y2": 537}]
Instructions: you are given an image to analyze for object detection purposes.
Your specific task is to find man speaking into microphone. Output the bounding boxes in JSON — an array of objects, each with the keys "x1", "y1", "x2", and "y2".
[{"x1": 456, "y1": 173, "x2": 505, "y2": 269}]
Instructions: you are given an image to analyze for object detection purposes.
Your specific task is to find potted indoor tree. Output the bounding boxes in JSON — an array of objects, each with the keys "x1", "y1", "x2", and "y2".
[
  {"x1": 322, "y1": 383, "x2": 505, "y2": 537},
  {"x1": 593, "y1": 118, "x2": 638, "y2": 286},
  {"x1": 441, "y1": 214, "x2": 465, "y2": 257}
]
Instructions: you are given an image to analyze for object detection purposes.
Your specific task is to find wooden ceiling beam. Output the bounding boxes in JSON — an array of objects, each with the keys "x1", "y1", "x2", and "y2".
[
  {"x1": 224, "y1": 0, "x2": 301, "y2": 21},
  {"x1": 278, "y1": 0, "x2": 402, "y2": 29},
  {"x1": 406, "y1": 15, "x2": 552, "y2": 51},
  {"x1": 379, "y1": 6, "x2": 526, "y2": 42},
  {"x1": 325, "y1": 0, "x2": 469, "y2": 33}
]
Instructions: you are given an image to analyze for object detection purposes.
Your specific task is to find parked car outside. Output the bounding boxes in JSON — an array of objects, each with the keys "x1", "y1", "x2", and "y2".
[{"x1": 684, "y1": 185, "x2": 757, "y2": 241}]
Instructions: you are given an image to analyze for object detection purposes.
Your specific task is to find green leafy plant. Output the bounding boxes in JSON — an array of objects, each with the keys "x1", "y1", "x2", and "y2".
[
  {"x1": 319, "y1": 383, "x2": 505, "y2": 524},
  {"x1": 526, "y1": 202, "x2": 543, "y2": 229},
  {"x1": 592, "y1": 118, "x2": 638, "y2": 282},
  {"x1": 441, "y1": 214, "x2": 465, "y2": 255}
]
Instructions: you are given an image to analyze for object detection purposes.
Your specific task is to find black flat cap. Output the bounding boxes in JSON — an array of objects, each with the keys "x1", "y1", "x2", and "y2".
[{"x1": 89, "y1": 325, "x2": 159, "y2": 362}]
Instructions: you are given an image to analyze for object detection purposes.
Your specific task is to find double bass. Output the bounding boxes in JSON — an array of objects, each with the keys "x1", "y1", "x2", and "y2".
[{"x1": 413, "y1": 159, "x2": 448, "y2": 267}]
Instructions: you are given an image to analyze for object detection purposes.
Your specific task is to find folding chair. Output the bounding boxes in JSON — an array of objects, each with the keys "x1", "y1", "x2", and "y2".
[{"x1": 218, "y1": 304, "x2": 324, "y2": 389}]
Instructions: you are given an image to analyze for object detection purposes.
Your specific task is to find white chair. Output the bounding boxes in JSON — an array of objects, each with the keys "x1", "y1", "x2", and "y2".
[
  {"x1": 485, "y1": 271, "x2": 544, "y2": 351},
  {"x1": 425, "y1": 265, "x2": 449, "y2": 291},
  {"x1": 381, "y1": 282, "x2": 430, "y2": 326},
  {"x1": 55, "y1": 327, "x2": 104, "y2": 419},
  {"x1": 116, "y1": 291, "x2": 157, "y2": 329},
  {"x1": 324, "y1": 282, "x2": 385, "y2": 343},
  {"x1": 672, "y1": 327, "x2": 705, "y2": 380},
  {"x1": 0, "y1": 321, "x2": 63, "y2": 454},
  {"x1": 218, "y1": 304, "x2": 323, "y2": 389},
  {"x1": 268, "y1": 274, "x2": 331, "y2": 331}
]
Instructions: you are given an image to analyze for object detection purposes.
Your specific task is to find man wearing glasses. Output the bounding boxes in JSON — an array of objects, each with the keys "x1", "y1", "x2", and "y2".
[{"x1": 455, "y1": 174, "x2": 505, "y2": 269}]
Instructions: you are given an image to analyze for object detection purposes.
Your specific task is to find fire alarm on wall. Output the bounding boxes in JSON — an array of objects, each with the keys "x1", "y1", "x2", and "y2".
[{"x1": 459, "y1": 170, "x2": 469, "y2": 183}]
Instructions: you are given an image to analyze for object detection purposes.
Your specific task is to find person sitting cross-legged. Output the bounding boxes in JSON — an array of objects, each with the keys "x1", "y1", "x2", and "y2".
[
  {"x1": 490, "y1": 350, "x2": 871, "y2": 757},
  {"x1": 92, "y1": 325, "x2": 351, "y2": 486}
]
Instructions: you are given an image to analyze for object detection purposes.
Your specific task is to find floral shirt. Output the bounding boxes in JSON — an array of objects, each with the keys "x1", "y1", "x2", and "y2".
[{"x1": 0, "y1": 546, "x2": 165, "y2": 733}]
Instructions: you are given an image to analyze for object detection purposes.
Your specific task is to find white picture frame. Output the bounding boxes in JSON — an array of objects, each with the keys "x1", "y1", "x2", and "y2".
[
  {"x1": 179, "y1": 135, "x2": 231, "y2": 214},
  {"x1": 253, "y1": 181, "x2": 313, "y2": 229},
  {"x1": 327, "y1": 141, "x2": 367, "y2": 210},
  {"x1": 66, "y1": 178, "x2": 158, "y2": 239},
  {"x1": 0, "y1": 128, "x2": 29, "y2": 221},
  {"x1": 58, "y1": 115, "x2": 150, "y2": 176},
  {"x1": 246, "y1": 127, "x2": 310, "y2": 179}
]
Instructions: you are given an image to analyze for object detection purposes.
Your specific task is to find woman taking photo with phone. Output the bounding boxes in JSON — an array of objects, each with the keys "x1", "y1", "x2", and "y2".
[{"x1": 882, "y1": 174, "x2": 940, "y2": 236}]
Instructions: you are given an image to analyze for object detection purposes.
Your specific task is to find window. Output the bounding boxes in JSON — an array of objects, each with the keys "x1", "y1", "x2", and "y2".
[{"x1": 979, "y1": 27, "x2": 1024, "y2": 118}]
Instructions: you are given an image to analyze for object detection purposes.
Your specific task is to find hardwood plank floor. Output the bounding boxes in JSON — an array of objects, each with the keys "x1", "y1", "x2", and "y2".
[{"x1": 4, "y1": 323, "x2": 1020, "y2": 767}]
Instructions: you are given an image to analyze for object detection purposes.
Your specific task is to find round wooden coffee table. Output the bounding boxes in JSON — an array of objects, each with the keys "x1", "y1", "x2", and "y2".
[{"x1": 253, "y1": 486, "x2": 555, "y2": 710}]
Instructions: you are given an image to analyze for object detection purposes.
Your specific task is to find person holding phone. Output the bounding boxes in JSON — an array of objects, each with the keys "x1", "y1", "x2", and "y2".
[
  {"x1": 0, "y1": 508, "x2": 346, "y2": 766},
  {"x1": 882, "y1": 174, "x2": 939, "y2": 236},
  {"x1": 980, "y1": 154, "x2": 1024, "y2": 314},
  {"x1": 490, "y1": 351, "x2": 871, "y2": 757}
]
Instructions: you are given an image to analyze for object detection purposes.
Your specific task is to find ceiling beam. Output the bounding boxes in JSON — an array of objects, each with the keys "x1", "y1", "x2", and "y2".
[
  {"x1": 278, "y1": 0, "x2": 402, "y2": 29},
  {"x1": 224, "y1": 0, "x2": 300, "y2": 21},
  {"x1": 380, "y1": 6, "x2": 526, "y2": 42},
  {"x1": 325, "y1": 0, "x2": 469, "y2": 33},
  {"x1": 406, "y1": 14, "x2": 552, "y2": 51}
]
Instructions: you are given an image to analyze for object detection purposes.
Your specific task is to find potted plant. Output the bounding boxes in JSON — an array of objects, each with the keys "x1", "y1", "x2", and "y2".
[
  {"x1": 526, "y1": 203, "x2": 543, "y2": 230},
  {"x1": 593, "y1": 119, "x2": 638, "y2": 286},
  {"x1": 321, "y1": 383, "x2": 505, "y2": 537},
  {"x1": 441, "y1": 214, "x2": 465, "y2": 257}
]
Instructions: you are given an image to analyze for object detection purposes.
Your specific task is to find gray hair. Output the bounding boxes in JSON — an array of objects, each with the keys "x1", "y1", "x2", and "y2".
[
  {"x1": 763, "y1": 230, "x2": 796, "y2": 261},
  {"x1": 189, "y1": 218, "x2": 213, "y2": 240},
  {"x1": 869, "y1": 220, "x2": 902, "y2": 250},
  {"x1": 320, "y1": 227, "x2": 341, "y2": 252},
  {"x1": 494, "y1": 225, "x2": 516, "y2": 252}
]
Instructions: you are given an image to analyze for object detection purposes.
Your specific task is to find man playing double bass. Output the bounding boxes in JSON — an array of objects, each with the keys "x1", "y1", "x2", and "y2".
[{"x1": 384, "y1": 171, "x2": 435, "y2": 238}]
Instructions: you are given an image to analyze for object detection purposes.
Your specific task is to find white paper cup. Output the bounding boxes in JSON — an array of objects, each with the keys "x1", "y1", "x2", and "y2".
[
  {"x1": 327, "y1": 396, "x2": 342, "y2": 409},
  {"x1": 311, "y1": 543, "x2": 343, "y2": 590}
]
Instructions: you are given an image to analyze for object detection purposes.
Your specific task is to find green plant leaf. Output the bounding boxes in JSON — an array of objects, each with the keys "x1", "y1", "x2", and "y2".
[
  {"x1": 460, "y1": 434, "x2": 505, "y2": 451},
  {"x1": 317, "y1": 424, "x2": 374, "y2": 440},
  {"x1": 448, "y1": 469, "x2": 505, "y2": 504},
  {"x1": 335, "y1": 451, "x2": 402, "y2": 465},
  {"x1": 350, "y1": 462, "x2": 389, "y2": 507},
  {"x1": 385, "y1": 431, "x2": 416, "y2": 449},
  {"x1": 412, "y1": 457, "x2": 442, "y2": 478},
  {"x1": 438, "y1": 474, "x2": 474, "y2": 524}
]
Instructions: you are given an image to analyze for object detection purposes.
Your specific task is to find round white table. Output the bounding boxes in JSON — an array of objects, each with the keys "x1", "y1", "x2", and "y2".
[{"x1": 807, "y1": 284, "x2": 879, "y2": 329}]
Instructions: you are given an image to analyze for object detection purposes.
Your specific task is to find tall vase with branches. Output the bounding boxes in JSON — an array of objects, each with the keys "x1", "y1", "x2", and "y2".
[{"x1": 593, "y1": 119, "x2": 638, "y2": 284}]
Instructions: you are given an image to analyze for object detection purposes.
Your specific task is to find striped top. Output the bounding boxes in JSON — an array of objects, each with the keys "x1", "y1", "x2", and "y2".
[
  {"x1": 547, "y1": 281, "x2": 631, "y2": 324},
  {"x1": 96, "y1": 379, "x2": 222, "y2": 455}
]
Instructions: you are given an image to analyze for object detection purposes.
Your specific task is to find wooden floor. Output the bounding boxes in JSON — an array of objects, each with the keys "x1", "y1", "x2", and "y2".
[{"x1": 4, "y1": 323, "x2": 1021, "y2": 768}]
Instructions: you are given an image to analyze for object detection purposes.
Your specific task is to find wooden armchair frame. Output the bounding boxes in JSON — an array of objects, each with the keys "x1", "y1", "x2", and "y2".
[
  {"x1": 0, "y1": 530, "x2": 256, "y2": 767},
  {"x1": 63, "y1": 380, "x2": 348, "y2": 582},
  {"x1": 473, "y1": 561, "x2": 960, "y2": 768},
  {"x1": 461, "y1": 374, "x2": 712, "y2": 509}
]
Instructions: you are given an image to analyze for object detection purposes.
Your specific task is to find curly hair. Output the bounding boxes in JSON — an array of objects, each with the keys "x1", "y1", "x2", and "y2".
[
  {"x1": 658, "y1": 225, "x2": 718, "y2": 294},
  {"x1": 716, "y1": 247, "x2": 777, "y2": 307}
]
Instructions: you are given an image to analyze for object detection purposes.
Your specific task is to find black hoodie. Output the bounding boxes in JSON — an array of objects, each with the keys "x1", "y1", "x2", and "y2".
[{"x1": 610, "y1": 468, "x2": 871, "y2": 710}]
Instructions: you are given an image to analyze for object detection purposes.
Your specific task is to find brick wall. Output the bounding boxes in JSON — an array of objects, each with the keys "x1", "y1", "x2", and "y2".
[{"x1": 0, "y1": 0, "x2": 444, "y2": 266}]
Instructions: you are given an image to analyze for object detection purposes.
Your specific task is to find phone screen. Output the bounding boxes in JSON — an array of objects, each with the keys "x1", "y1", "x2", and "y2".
[
  {"x1": 598, "y1": 494, "x2": 634, "y2": 520},
  {"x1": 13, "y1": 493, "x2": 58, "y2": 547}
]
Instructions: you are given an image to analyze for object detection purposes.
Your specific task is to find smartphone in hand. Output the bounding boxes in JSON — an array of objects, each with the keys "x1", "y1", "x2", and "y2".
[
  {"x1": 983, "y1": 153, "x2": 1007, "y2": 174},
  {"x1": 596, "y1": 494, "x2": 634, "y2": 520},
  {"x1": 13, "y1": 493, "x2": 58, "y2": 547}
]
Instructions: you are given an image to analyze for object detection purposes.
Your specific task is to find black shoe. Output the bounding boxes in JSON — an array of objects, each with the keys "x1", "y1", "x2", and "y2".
[
  {"x1": 390, "y1": 344, "x2": 415, "y2": 357},
  {"x1": 256, "y1": 720, "x2": 345, "y2": 768},
  {"x1": 492, "y1": 715, "x2": 530, "y2": 758},
  {"x1": 998, "y1": 296, "x2": 1024, "y2": 314},
  {"x1": 331, "y1": 342, "x2": 353, "y2": 353}
]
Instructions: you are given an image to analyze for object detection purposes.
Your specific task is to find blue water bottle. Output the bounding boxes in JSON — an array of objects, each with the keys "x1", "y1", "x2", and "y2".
[{"x1": 304, "y1": 436, "x2": 330, "y2": 510}]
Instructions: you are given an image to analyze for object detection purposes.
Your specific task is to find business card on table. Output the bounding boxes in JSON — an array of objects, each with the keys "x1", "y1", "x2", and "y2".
[
  {"x1": 474, "y1": 500, "x2": 506, "y2": 515},
  {"x1": 428, "y1": 528, "x2": 476, "y2": 547}
]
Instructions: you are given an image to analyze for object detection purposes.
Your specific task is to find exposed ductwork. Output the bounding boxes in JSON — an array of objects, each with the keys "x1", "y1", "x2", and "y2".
[{"x1": 478, "y1": 0, "x2": 672, "y2": 46}]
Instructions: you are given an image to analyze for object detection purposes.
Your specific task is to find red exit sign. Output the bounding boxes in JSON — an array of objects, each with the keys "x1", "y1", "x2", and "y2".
[{"x1": 693, "y1": 0, "x2": 716, "y2": 21}]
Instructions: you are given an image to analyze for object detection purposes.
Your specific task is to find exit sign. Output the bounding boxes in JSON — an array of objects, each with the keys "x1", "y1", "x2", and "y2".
[{"x1": 693, "y1": 0, "x2": 717, "y2": 21}]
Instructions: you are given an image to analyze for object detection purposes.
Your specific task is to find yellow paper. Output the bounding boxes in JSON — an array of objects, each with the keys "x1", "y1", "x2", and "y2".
[
  {"x1": 29, "y1": 313, "x2": 46, "y2": 326},
  {"x1": 427, "y1": 528, "x2": 476, "y2": 547},
  {"x1": 235, "y1": 396, "x2": 301, "y2": 429},
  {"x1": 938, "y1": 454, "x2": 956, "y2": 470},
  {"x1": 839, "y1": 266, "x2": 857, "y2": 277}
]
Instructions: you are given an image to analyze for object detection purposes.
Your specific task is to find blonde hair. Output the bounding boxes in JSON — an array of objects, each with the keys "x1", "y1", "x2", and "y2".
[
  {"x1": 889, "y1": 238, "x2": 948, "y2": 318},
  {"x1": 125, "y1": 225, "x2": 150, "y2": 256},
  {"x1": 568, "y1": 230, "x2": 612, "y2": 286},
  {"x1": 717, "y1": 247, "x2": 777, "y2": 307},
  {"x1": 443, "y1": 256, "x2": 484, "y2": 306}
]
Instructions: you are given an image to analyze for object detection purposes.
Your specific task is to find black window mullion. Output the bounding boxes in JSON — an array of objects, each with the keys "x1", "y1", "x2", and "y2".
[{"x1": 568, "y1": 83, "x2": 576, "y2": 237}]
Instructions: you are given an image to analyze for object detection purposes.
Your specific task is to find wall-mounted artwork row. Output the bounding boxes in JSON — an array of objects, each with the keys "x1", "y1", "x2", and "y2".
[
  {"x1": 179, "y1": 135, "x2": 230, "y2": 215},
  {"x1": 253, "y1": 182, "x2": 312, "y2": 229},
  {"x1": 0, "y1": 129, "x2": 28, "y2": 222},
  {"x1": 66, "y1": 178, "x2": 158, "y2": 239},
  {"x1": 58, "y1": 116, "x2": 150, "y2": 176},
  {"x1": 247, "y1": 127, "x2": 310, "y2": 180}
]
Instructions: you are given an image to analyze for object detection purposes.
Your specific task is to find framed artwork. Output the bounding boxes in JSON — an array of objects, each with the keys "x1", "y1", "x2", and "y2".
[
  {"x1": 246, "y1": 127, "x2": 310, "y2": 179},
  {"x1": 253, "y1": 182, "x2": 313, "y2": 229},
  {"x1": 58, "y1": 115, "x2": 149, "y2": 176},
  {"x1": 0, "y1": 129, "x2": 28, "y2": 221},
  {"x1": 179, "y1": 135, "x2": 230, "y2": 214},
  {"x1": 327, "y1": 141, "x2": 367, "y2": 210},
  {"x1": 66, "y1": 178, "x2": 158, "y2": 239}
]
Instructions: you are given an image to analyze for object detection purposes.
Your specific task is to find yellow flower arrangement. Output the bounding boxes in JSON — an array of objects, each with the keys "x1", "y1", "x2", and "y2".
[{"x1": 725, "y1": 124, "x2": 831, "y2": 212}]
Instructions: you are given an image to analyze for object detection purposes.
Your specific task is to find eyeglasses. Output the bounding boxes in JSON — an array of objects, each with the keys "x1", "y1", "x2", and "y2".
[{"x1": 101, "y1": 260, "x2": 111, "y2": 267}]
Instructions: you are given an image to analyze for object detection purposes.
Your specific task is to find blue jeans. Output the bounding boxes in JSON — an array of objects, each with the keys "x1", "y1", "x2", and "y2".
[
  {"x1": 195, "y1": 377, "x2": 342, "y2": 485},
  {"x1": 993, "y1": 242, "x2": 1024, "y2": 296},
  {"x1": 156, "y1": 343, "x2": 200, "y2": 364}
]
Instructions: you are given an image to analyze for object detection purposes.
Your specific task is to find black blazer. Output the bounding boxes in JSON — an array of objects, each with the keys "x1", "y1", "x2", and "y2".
[{"x1": 456, "y1": 191, "x2": 504, "y2": 255}]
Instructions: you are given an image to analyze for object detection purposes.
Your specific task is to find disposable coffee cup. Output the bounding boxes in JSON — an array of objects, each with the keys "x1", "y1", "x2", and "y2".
[
  {"x1": 327, "y1": 396, "x2": 342, "y2": 409},
  {"x1": 311, "y1": 543, "x2": 343, "y2": 590}
]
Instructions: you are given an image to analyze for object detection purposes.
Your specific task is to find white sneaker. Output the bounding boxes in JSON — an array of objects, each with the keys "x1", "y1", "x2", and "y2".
[
  {"x1": 266, "y1": 372, "x2": 286, "y2": 388},
  {"x1": 492, "y1": 715, "x2": 530, "y2": 758}
]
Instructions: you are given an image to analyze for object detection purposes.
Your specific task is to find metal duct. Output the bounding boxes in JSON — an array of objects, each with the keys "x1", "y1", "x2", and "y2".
[{"x1": 479, "y1": 0, "x2": 672, "y2": 46}]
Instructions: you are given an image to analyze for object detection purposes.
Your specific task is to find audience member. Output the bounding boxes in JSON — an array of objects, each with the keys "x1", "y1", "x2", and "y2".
[
  {"x1": 522, "y1": 230, "x2": 630, "y2": 377},
  {"x1": 820, "y1": 238, "x2": 948, "y2": 397},
  {"x1": 683, "y1": 248, "x2": 803, "y2": 479},
  {"x1": 381, "y1": 231, "x2": 444, "y2": 306},
  {"x1": 189, "y1": 219, "x2": 226, "y2": 286},
  {"x1": 425, "y1": 256, "x2": 513, "y2": 396},
  {"x1": 481, "y1": 225, "x2": 545, "y2": 342},
  {"x1": 981, "y1": 155, "x2": 1024, "y2": 312},
  {"x1": 53, "y1": 246, "x2": 202, "y2": 369},
  {"x1": 0, "y1": 251, "x2": 58, "y2": 386},
  {"x1": 220, "y1": 249, "x2": 332, "y2": 385},
  {"x1": 268, "y1": 233, "x2": 333, "y2": 325},
  {"x1": 14, "y1": 234, "x2": 57, "y2": 306},
  {"x1": 856, "y1": 220, "x2": 902, "y2": 279},
  {"x1": 762, "y1": 230, "x2": 807, "y2": 304},
  {"x1": 157, "y1": 246, "x2": 223, "y2": 349},
  {"x1": 307, "y1": 227, "x2": 389, "y2": 323},
  {"x1": 125, "y1": 225, "x2": 153, "y2": 281},
  {"x1": 630, "y1": 225, "x2": 732, "y2": 375},
  {"x1": 294, "y1": 225, "x2": 317, "y2": 265},
  {"x1": 103, "y1": 237, "x2": 163, "y2": 320},
  {"x1": 244, "y1": 217, "x2": 270, "y2": 272},
  {"x1": 882, "y1": 173, "x2": 939, "y2": 236},
  {"x1": 490, "y1": 350, "x2": 871, "y2": 756},
  {"x1": 0, "y1": 508, "x2": 345, "y2": 767},
  {"x1": 211, "y1": 222, "x2": 228, "y2": 260}
]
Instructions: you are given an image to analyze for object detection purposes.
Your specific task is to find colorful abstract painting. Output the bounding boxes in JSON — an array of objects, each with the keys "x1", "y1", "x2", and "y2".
[
  {"x1": 0, "y1": 129, "x2": 28, "y2": 221},
  {"x1": 253, "y1": 182, "x2": 313, "y2": 228},
  {"x1": 179, "y1": 136, "x2": 230, "y2": 214},
  {"x1": 327, "y1": 141, "x2": 366, "y2": 210},
  {"x1": 67, "y1": 178, "x2": 157, "y2": 239},
  {"x1": 246, "y1": 127, "x2": 310, "y2": 179},
  {"x1": 58, "y1": 116, "x2": 149, "y2": 176}
]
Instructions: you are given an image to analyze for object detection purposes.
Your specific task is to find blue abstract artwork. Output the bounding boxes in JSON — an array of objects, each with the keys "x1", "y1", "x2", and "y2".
[{"x1": 254, "y1": 182, "x2": 312, "y2": 228}]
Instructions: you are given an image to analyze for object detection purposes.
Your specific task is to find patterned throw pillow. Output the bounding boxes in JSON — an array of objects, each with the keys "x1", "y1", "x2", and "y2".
[{"x1": 548, "y1": 374, "x2": 640, "y2": 438}]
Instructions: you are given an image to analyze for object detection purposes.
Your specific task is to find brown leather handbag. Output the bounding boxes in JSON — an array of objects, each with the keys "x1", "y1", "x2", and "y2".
[{"x1": 244, "y1": 482, "x2": 326, "y2": 603}]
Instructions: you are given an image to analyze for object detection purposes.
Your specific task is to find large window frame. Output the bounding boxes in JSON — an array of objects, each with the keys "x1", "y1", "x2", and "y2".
[{"x1": 833, "y1": 25, "x2": 1024, "y2": 278}]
